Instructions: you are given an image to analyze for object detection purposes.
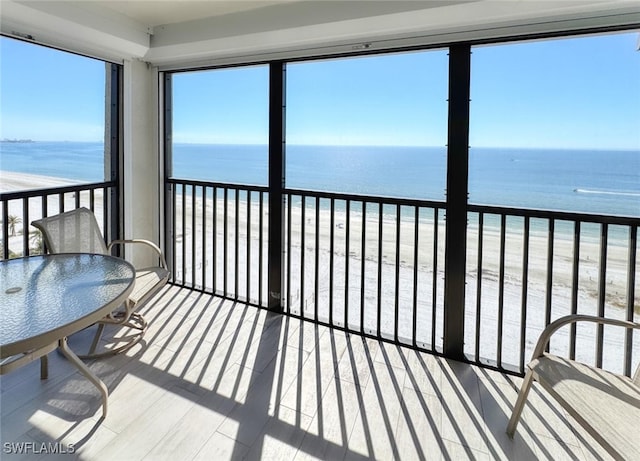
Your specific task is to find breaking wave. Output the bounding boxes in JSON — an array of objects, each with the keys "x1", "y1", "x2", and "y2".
[{"x1": 574, "y1": 188, "x2": 640, "y2": 197}]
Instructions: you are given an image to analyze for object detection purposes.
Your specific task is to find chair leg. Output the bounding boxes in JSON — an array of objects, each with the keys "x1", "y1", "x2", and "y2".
[
  {"x1": 40, "y1": 355, "x2": 48, "y2": 380},
  {"x1": 507, "y1": 368, "x2": 535, "y2": 437},
  {"x1": 78, "y1": 312, "x2": 147, "y2": 359}
]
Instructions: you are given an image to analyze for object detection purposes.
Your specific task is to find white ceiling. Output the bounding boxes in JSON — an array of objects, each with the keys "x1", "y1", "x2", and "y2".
[
  {"x1": 100, "y1": 1, "x2": 298, "y2": 28},
  {"x1": 1, "y1": 0, "x2": 639, "y2": 67}
]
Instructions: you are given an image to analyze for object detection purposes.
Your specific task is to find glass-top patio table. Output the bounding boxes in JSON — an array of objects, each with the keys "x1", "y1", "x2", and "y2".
[{"x1": 0, "y1": 253, "x2": 135, "y2": 417}]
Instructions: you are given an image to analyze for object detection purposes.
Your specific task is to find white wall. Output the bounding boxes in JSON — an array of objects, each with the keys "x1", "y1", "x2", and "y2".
[{"x1": 122, "y1": 59, "x2": 161, "y2": 268}]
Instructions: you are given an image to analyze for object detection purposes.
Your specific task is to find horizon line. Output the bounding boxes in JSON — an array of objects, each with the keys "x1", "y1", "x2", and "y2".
[{"x1": 3, "y1": 139, "x2": 638, "y2": 152}]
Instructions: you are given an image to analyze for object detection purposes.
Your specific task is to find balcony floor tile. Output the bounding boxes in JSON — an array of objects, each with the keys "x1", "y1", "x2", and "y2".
[{"x1": 1, "y1": 285, "x2": 611, "y2": 460}]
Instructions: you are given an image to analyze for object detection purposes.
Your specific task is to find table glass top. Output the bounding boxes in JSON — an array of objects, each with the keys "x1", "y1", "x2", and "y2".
[{"x1": 0, "y1": 254, "x2": 135, "y2": 351}]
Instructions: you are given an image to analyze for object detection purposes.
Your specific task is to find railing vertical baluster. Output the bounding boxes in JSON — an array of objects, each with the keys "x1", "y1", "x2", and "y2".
[
  {"x1": 394, "y1": 204, "x2": 401, "y2": 342},
  {"x1": 519, "y1": 216, "x2": 530, "y2": 374},
  {"x1": 345, "y1": 199, "x2": 350, "y2": 329},
  {"x1": 181, "y1": 184, "x2": 187, "y2": 287},
  {"x1": 315, "y1": 196, "x2": 320, "y2": 322},
  {"x1": 475, "y1": 212, "x2": 484, "y2": 363},
  {"x1": 102, "y1": 187, "x2": 109, "y2": 241},
  {"x1": 624, "y1": 226, "x2": 637, "y2": 377},
  {"x1": 544, "y1": 218, "x2": 555, "y2": 352},
  {"x1": 235, "y1": 188, "x2": 240, "y2": 300},
  {"x1": 412, "y1": 206, "x2": 419, "y2": 347},
  {"x1": 40, "y1": 194, "x2": 48, "y2": 255},
  {"x1": 596, "y1": 223, "x2": 608, "y2": 368},
  {"x1": 223, "y1": 187, "x2": 228, "y2": 297},
  {"x1": 90, "y1": 189, "x2": 95, "y2": 213},
  {"x1": 247, "y1": 191, "x2": 252, "y2": 303},
  {"x1": 192, "y1": 185, "x2": 197, "y2": 288},
  {"x1": 360, "y1": 201, "x2": 367, "y2": 334},
  {"x1": 22, "y1": 197, "x2": 29, "y2": 256},
  {"x1": 570, "y1": 221, "x2": 581, "y2": 360},
  {"x1": 301, "y1": 196, "x2": 306, "y2": 315},
  {"x1": 75, "y1": 189, "x2": 80, "y2": 209},
  {"x1": 377, "y1": 202, "x2": 383, "y2": 336},
  {"x1": 59, "y1": 192, "x2": 65, "y2": 214},
  {"x1": 286, "y1": 193, "x2": 292, "y2": 313},
  {"x1": 2, "y1": 202, "x2": 8, "y2": 259},
  {"x1": 202, "y1": 186, "x2": 207, "y2": 291},
  {"x1": 212, "y1": 187, "x2": 217, "y2": 293},
  {"x1": 432, "y1": 208, "x2": 439, "y2": 348},
  {"x1": 329, "y1": 198, "x2": 335, "y2": 324},
  {"x1": 497, "y1": 214, "x2": 506, "y2": 368},
  {"x1": 259, "y1": 192, "x2": 264, "y2": 307},
  {"x1": 171, "y1": 185, "x2": 177, "y2": 283}
]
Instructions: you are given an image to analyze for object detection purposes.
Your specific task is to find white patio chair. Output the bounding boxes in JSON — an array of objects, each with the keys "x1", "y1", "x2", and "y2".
[
  {"x1": 32, "y1": 207, "x2": 170, "y2": 359},
  {"x1": 507, "y1": 314, "x2": 640, "y2": 460}
]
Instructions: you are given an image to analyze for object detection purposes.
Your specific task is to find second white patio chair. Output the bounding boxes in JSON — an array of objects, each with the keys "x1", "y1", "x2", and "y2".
[
  {"x1": 507, "y1": 314, "x2": 640, "y2": 460},
  {"x1": 32, "y1": 207, "x2": 170, "y2": 358}
]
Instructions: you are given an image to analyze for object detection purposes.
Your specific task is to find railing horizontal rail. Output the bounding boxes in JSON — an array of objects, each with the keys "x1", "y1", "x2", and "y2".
[
  {"x1": 1, "y1": 181, "x2": 117, "y2": 260},
  {"x1": 285, "y1": 187, "x2": 446, "y2": 209},
  {"x1": 468, "y1": 203, "x2": 640, "y2": 226},
  {"x1": 0, "y1": 181, "x2": 116, "y2": 201},
  {"x1": 167, "y1": 177, "x2": 268, "y2": 193}
]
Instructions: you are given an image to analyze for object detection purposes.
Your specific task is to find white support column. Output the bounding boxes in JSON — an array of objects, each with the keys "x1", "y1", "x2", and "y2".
[{"x1": 122, "y1": 59, "x2": 160, "y2": 268}]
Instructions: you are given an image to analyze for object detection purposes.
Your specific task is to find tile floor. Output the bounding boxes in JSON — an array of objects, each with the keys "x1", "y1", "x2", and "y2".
[{"x1": 1, "y1": 285, "x2": 612, "y2": 460}]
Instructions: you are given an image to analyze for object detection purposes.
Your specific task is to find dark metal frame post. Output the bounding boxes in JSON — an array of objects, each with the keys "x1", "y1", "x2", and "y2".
[
  {"x1": 268, "y1": 62, "x2": 286, "y2": 312},
  {"x1": 107, "y1": 63, "x2": 122, "y2": 249},
  {"x1": 443, "y1": 44, "x2": 471, "y2": 360}
]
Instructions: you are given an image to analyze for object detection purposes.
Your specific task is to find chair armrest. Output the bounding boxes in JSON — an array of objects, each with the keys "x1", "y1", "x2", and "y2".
[
  {"x1": 531, "y1": 314, "x2": 640, "y2": 360},
  {"x1": 108, "y1": 239, "x2": 168, "y2": 269}
]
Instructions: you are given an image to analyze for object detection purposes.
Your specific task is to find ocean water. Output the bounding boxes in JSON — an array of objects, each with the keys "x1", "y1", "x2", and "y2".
[
  {"x1": 0, "y1": 141, "x2": 106, "y2": 183},
  {"x1": 2, "y1": 141, "x2": 639, "y2": 218}
]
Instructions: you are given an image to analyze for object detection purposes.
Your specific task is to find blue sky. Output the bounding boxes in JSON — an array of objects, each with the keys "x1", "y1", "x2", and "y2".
[
  {"x1": 0, "y1": 39, "x2": 106, "y2": 142},
  {"x1": 471, "y1": 32, "x2": 640, "y2": 149},
  {"x1": 1, "y1": 31, "x2": 639, "y2": 149}
]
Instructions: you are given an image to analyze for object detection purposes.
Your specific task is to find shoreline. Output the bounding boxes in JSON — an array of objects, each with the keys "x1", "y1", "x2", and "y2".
[{"x1": 0, "y1": 169, "x2": 640, "y2": 237}]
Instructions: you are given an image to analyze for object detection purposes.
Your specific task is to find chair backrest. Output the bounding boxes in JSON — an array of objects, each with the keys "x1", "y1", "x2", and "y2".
[{"x1": 32, "y1": 207, "x2": 109, "y2": 255}]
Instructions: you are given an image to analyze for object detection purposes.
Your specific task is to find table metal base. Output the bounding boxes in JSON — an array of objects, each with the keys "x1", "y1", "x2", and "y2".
[{"x1": 58, "y1": 337, "x2": 108, "y2": 418}]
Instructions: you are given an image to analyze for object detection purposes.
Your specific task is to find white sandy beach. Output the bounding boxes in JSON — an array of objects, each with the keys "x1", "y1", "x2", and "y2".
[
  {"x1": 172, "y1": 187, "x2": 639, "y2": 373},
  {"x1": 2, "y1": 169, "x2": 638, "y2": 372},
  {"x1": 0, "y1": 171, "x2": 82, "y2": 193}
]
